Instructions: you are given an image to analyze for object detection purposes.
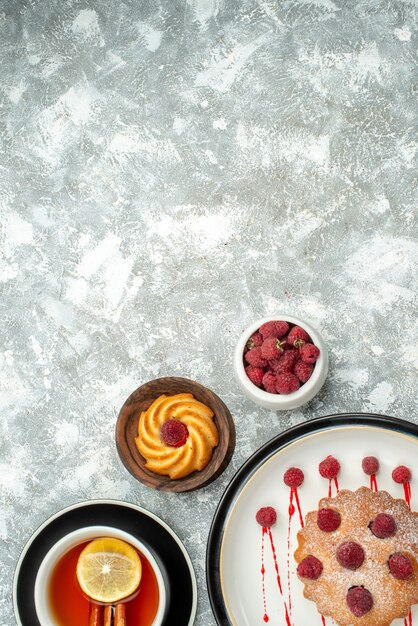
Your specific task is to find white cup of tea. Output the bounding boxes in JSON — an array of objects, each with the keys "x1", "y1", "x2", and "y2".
[{"x1": 34, "y1": 525, "x2": 167, "y2": 626}]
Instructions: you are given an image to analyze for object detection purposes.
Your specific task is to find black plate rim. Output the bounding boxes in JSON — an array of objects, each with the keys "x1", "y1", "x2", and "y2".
[
  {"x1": 13, "y1": 498, "x2": 197, "y2": 626},
  {"x1": 206, "y1": 412, "x2": 418, "y2": 626}
]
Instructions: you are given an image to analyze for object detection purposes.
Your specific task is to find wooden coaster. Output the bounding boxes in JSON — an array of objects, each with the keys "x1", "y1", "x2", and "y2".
[{"x1": 115, "y1": 377, "x2": 235, "y2": 492}]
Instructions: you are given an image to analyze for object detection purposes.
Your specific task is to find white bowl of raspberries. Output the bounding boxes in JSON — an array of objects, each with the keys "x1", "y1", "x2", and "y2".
[{"x1": 234, "y1": 315, "x2": 328, "y2": 410}]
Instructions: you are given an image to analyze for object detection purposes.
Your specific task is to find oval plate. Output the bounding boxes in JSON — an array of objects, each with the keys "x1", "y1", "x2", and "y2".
[
  {"x1": 206, "y1": 413, "x2": 418, "y2": 626},
  {"x1": 14, "y1": 500, "x2": 197, "y2": 626}
]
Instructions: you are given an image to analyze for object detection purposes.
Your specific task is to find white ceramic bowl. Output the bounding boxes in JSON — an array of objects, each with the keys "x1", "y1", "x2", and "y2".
[
  {"x1": 234, "y1": 315, "x2": 328, "y2": 410},
  {"x1": 34, "y1": 525, "x2": 167, "y2": 626}
]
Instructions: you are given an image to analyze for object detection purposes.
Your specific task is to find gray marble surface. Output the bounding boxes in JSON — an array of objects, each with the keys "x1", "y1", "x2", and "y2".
[{"x1": 1, "y1": 1, "x2": 417, "y2": 625}]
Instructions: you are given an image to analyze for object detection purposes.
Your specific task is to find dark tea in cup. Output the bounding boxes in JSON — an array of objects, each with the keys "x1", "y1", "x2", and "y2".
[{"x1": 34, "y1": 527, "x2": 166, "y2": 626}]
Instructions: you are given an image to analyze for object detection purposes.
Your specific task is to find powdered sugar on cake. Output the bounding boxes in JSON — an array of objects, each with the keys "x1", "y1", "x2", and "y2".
[{"x1": 294, "y1": 487, "x2": 418, "y2": 625}]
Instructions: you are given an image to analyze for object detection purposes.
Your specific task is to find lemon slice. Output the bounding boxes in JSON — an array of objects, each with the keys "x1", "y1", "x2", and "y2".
[{"x1": 76, "y1": 537, "x2": 142, "y2": 603}]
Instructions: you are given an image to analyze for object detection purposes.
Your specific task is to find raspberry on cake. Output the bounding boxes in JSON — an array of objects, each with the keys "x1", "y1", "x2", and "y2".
[
  {"x1": 317, "y1": 508, "x2": 341, "y2": 532},
  {"x1": 346, "y1": 587, "x2": 373, "y2": 617},
  {"x1": 336, "y1": 541, "x2": 365, "y2": 570},
  {"x1": 370, "y1": 513, "x2": 397, "y2": 538},
  {"x1": 297, "y1": 555, "x2": 323, "y2": 579},
  {"x1": 160, "y1": 419, "x2": 189, "y2": 447},
  {"x1": 388, "y1": 553, "x2": 414, "y2": 580},
  {"x1": 294, "y1": 487, "x2": 418, "y2": 626}
]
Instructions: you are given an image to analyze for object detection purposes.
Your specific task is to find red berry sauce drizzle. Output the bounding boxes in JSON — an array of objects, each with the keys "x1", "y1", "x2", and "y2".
[
  {"x1": 267, "y1": 527, "x2": 292, "y2": 625},
  {"x1": 261, "y1": 527, "x2": 268, "y2": 622},
  {"x1": 370, "y1": 474, "x2": 378, "y2": 491},
  {"x1": 256, "y1": 507, "x2": 291, "y2": 625},
  {"x1": 391, "y1": 465, "x2": 413, "y2": 626},
  {"x1": 317, "y1": 456, "x2": 341, "y2": 626},
  {"x1": 319, "y1": 455, "x2": 340, "y2": 497},
  {"x1": 404, "y1": 483, "x2": 412, "y2": 510},
  {"x1": 283, "y1": 468, "x2": 304, "y2": 619},
  {"x1": 393, "y1": 465, "x2": 413, "y2": 511},
  {"x1": 256, "y1": 460, "x2": 415, "y2": 626},
  {"x1": 362, "y1": 456, "x2": 379, "y2": 492},
  {"x1": 404, "y1": 611, "x2": 413, "y2": 626}
]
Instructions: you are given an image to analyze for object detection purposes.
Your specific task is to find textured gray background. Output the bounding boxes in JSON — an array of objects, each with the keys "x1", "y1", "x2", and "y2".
[{"x1": 1, "y1": 0, "x2": 417, "y2": 625}]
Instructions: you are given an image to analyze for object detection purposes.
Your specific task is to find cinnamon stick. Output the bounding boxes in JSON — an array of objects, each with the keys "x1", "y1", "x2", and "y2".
[
  {"x1": 89, "y1": 604, "x2": 103, "y2": 626},
  {"x1": 103, "y1": 605, "x2": 113, "y2": 626},
  {"x1": 115, "y1": 604, "x2": 126, "y2": 626}
]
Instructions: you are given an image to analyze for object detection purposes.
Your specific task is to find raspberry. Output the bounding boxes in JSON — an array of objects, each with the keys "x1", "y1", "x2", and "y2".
[
  {"x1": 259, "y1": 321, "x2": 278, "y2": 339},
  {"x1": 283, "y1": 342, "x2": 295, "y2": 350},
  {"x1": 244, "y1": 347, "x2": 268, "y2": 368},
  {"x1": 392, "y1": 465, "x2": 412, "y2": 484},
  {"x1": 300, "y1": 343, "x2": 320, "y2": 363},
  {"x1": 276, "y1": 372, "x2": 300, "y2": 394},
  {"x1": 160, "y1": 420, "x2": 189, "y2": 447},
  {"x1": 317, "y1": 508, "x2": 341, "y2": 532},
  {"x1": 245, "y1": 366, "x2": 264, "y2": 387},
  {"x1": 269, "y1": 350, "x2": 299, "y2": 374},
  {"x1": 287, "y1": 325, "x2": 310, "y2": 347},
  {"x1": 259, "y1": 320, "x2": 289, "y2": 339},
  {"x1": 280, "y1": 350, "x2": 300, "y2": 371},
  {"x1": 246, "y1": 331, "x2": 263, "y2": 351},
  {"x1": 274, "y1": 320, "x2": 289, "y2": 337},
  {"x1": 319, "y1": 455, "x2": 340, "y2": 479},
  {"x1": 388, "y1": 553, "x2": 413, "y2": 580},
  {"x1": 362, "y1": 456, "x2": 379, "y2": 475},
  {"x1": 261, "y1": 336, "x2": 286, "y2": 360},
  {"x1": 346, "y1": 587, "x2": 373, "y2": 617},
  {"x1": 256, "y1": 506, "x2": 277, "y2": 528},
  {"x1": 336, "y1": 541, "x2": 365, "y2": 570},
  {"x1": 283, "y1": 467, "x2": 304, "y2": 488},
  {"x1": 297, "y1": 555, "x2": 323, "y2": 579},
  {"x1": 268, "y1": 357, "x2": 281, "y2": 371},
  {"x1": 262, "y1": 371, "x2": 278, "y2": 393},
  {"x1": 370, "y1": 513, "x2": 397, "y2": 538},
  {"x1": 294, "y1": 360, "x2": 314, "y2": 383}
]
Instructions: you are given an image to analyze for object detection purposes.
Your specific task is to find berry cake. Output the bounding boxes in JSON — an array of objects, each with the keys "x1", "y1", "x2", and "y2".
[
  {"x1": 295, "y1": 487, "x2": 418, "y2": 625},
  {"x1": 135, "y1": 393, "x2": 219, "y2": 479}
]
